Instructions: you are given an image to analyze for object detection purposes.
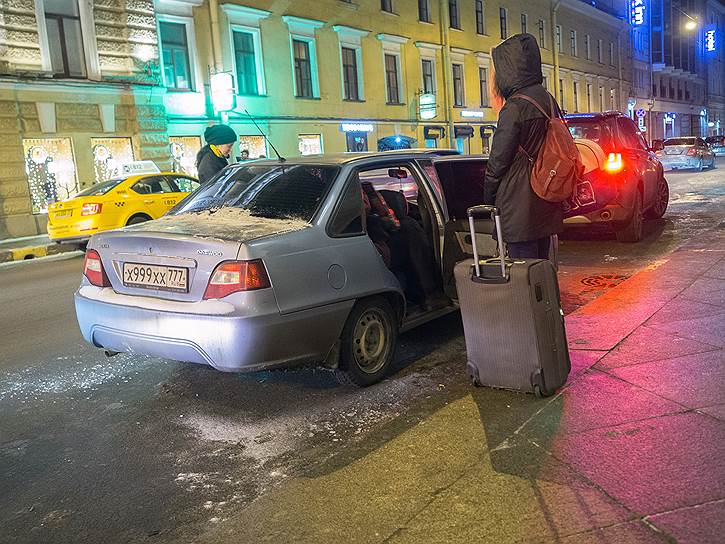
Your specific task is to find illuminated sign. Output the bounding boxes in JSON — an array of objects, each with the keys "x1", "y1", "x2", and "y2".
[
  {"x1": 419, "y1": 93, "x2": 437, "y2": 120},
  {"x1": 705, "y1": 29, "x2": 716, "y2": 52},
  {"x1": 341, "y1": 123, "x2": 374, "y2": 132},
  {"x1": 636, "y1": 108, "x2": 646, "y2": 118},
  {"x1": 210, "y1": 72, "x2": 236, "y2": 112},
  {"x1": 638, "y1": 117, "x2": 647, "y2": 132},
  {"x1": 629, "y1": 0, "x2": 645, "y2": 26},
  {"x1": 461, "y1": 110, "x2": 485, "y2": 118}
]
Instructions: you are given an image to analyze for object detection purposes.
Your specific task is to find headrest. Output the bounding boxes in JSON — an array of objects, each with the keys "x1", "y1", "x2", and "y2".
[
  {"x1": 575, "y1": 139, "x2": 606, "y2": 175},
  {"x1": 378, "y1": 189, "x2": 408, "y2": 218}
]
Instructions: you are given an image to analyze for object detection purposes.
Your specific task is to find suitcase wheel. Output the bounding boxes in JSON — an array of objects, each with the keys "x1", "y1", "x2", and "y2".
[
  {"x1": 467, "y1": 362, "x2": 482, "y2": 387},
  {"x1": 534, "y1": 384, "x2": 554, "y2": 398}
]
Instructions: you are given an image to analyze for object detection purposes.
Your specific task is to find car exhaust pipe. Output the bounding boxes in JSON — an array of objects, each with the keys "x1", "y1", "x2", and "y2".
[
  {"x1": 104, "y1": 349, "x2": 121, "y2": 357},
  {"x1": 600, "y1": 210, "x2": 612, "y2": 221}
]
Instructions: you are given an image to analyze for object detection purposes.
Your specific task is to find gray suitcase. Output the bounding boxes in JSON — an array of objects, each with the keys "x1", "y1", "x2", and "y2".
[{"x1": 454, "y1": 205, "x2": 570, "y2": 397}]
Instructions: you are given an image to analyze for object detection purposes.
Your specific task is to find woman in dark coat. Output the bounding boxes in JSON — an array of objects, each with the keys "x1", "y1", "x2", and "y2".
[
  {"x1": 196, "y1": 124, "x2": 237, "y2": 185},
  {"x1": 483, "y1": 34, "x2": 564, "y2": 259}
]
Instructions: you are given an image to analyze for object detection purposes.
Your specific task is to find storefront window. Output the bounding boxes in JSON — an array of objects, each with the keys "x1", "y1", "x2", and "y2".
[
  {"x1": 169, "y1": 136, "x2": 201, "y2": 177},
  {"x1": 298, "y1": 134, "x2": 323, "y2": 155},
  {"x1": 23, "y1": 137, "x2": 79, "y2": 214},
  {"x1": 90, "y1": 137, "x2": 134, "y2": 183},
  {"x1": 238, "y1": 135, "x2": 267, "y2": 160}
]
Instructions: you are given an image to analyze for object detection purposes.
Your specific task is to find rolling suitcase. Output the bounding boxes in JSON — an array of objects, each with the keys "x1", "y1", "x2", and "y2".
[{"x1": 454, "y1": 205, "x2": 570, "y2": 397}]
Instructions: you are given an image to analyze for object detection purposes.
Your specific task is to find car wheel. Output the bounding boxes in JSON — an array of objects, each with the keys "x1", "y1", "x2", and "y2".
[
  {"x1": 335, "y1": 296, "x2": 398, "y2": 387},
  {"x1": 645, "y1": 176, "x2": 669, "y2": 220},
  {"x1": 126, "y1": 214, "x2": 150, "y2": 226},
  {"x1": 616, "y1": 189, "x2": 643, "y2": 243}
]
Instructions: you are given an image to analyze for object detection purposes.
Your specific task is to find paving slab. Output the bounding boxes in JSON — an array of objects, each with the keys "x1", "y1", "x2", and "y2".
[
  {"x1": 595, "y1": 325, "x2": 719, "y2": 370},
  {"x1": 647, "y1": 500, "x2": 725, "y2": 544},
  {"x1": 610, "y1": 350, "x2": 725, "y2": 409},
  {"x1": 703, "y1": 257, "x2": 725, "y2": 281},
  {"x1": 521, "y1": 370, "x2": 685, "y2": 440},
  {"x1": 677, "y1": 276, "x2": 725, "y2": 308},
  {"x1": 644, "y1": 294, "x2": 725, "y2": 327},
  {"x1": 568, "y1": 349, "x2": 607, "y2": 380},
  {"x1": 548, "y1": 412, "x2": 725, "y2": 515},
  {"x1": 529, "y1": 521, "x2": 670, "y2": 544},
  {"x1": 647, "y1": 313, "x2": 725, "y2": 348}
]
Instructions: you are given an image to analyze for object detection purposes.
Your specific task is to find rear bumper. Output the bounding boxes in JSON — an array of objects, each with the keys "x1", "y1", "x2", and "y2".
[
  {"x1": 658, "y1": 156, "x2": 701, "y2": 169},
  {"x1": 74, "y1": 286, "x2": 352, "y2": 372}
]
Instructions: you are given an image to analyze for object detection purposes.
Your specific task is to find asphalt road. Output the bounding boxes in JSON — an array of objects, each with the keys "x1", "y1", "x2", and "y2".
[{"x1": 0, "y1": 160, "x2": 723, "y2": 544}]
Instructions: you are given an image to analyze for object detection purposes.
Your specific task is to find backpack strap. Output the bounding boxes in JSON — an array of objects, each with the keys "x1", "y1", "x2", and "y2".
[{"x1": 510, "y1": 93, "x2": 551, "y2": 119}]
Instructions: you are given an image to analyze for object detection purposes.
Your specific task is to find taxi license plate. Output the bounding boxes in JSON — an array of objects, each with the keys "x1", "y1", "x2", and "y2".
[
  {"x1": 122, "y1": 263, "x2": 188, "y2": 292},
  {"x1": 54, "y1": 210, "x2": 72, "y2": 218}
]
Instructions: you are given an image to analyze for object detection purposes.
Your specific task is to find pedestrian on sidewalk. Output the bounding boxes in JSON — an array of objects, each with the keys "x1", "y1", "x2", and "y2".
[
  {"x1": 196, "y1": 124, "x2": 237, "y2": 185},
  {"x1": 483, "y1": 33, "x2": 564, "y2": 260}
]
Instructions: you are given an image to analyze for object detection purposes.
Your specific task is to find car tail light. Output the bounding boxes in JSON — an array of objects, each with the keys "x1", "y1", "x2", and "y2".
[
  {"x1": 203, "y1": 260, "x2": 270, "y2": 299},
  {"x1": 686, "y1": 148, "x2": 696, "y2": 156},
  {"x1": 655, "y1": 150, "x2": 663, "y2": 157},
  {"x1": 604, "y1": 152, "x2": 623, "y2": 173},
  {"x1": 83, "y1": 249, "x2": 110, "y2": 287},
  {"x1": 81, "y1": 203, "x2": 102, "y2": 216}
]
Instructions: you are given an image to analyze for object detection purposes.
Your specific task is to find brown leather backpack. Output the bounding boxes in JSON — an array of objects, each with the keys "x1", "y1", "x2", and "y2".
[{"x1": 511, "y1": 93, "x2": 583, "y2": 203}]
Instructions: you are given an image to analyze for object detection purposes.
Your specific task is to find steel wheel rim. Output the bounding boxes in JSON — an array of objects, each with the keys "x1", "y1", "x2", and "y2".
[
  {"x1": 654, "y1": 180, "x2": 669, "y2": 216},
  {"x1": 353, "y1": 309, "x2": 389, "y2": 374}
]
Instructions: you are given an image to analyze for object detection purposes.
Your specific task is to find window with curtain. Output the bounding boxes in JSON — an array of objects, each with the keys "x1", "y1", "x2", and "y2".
[
  {"x1": 342, "y1": 47, "x2": 359, "y2": 101},
  {"x1": 449, "y1": 0, "x2": 460, "y2": 29},
  {"x1": 476, "y1": 1, "x2": 485, "y2": 35},
  {"x1": 479, "y1": 67, "x2": 488, "y2": 107},
  {"x1": 453, "y1": 63, "x2": 465, "y2": 106},
  {"x1": 418, "y1": 0, "x2": 430, "y2": 22},
  {"x1": 385, "y1": 53, "x2": 400, "y2": 104},
  {"x1": 422, "y1": 59, "x2": 435, "y2": 94},
  {"x1": 499, "y1": 8, "x2": 507, "y2": 39}
]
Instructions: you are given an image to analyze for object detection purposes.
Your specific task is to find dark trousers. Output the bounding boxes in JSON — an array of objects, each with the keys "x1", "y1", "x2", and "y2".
[{"x1": 507, "y1": 236, "x2": 551, "y2": 260}]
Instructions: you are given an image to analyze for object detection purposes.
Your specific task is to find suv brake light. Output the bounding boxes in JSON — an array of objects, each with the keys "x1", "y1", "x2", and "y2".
[
  {"x1": 83, "y1": 249, "x2": 111, "y2": 287},
  {"x1": 81, "y1": 203, "x2": 103, "y2": 216},
  {"x1": 203, "y1": 260, "x2": 270, "y2": 300},
  {"x1": 686, "y1": 148, "x2": 697, "y2": 156},
  {"x1": 604, "y1": 152, "x2": 623, "y2": 173}
]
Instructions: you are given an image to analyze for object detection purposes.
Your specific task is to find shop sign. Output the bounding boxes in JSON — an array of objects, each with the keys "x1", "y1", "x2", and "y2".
[
  {"x1": 461, "y1": 110, "x2": 485, "y2": 118},
  {"x1": 705, "y1": 29, "x2": 716, "y2": 53},
  {"x1": 419, "y1": 93, "x2": 437, "y2": 120},
  {"x1": 341, "y1": 123, "x2": 374, "y2": 132},
  {"x1": 629, "y1": 0, "x2": 645, "y2": 26},
  {"x1": 638, "y1": 117, "x2": 647, "y2": 132},
  {"x1": 210, "y1": 72, "x2": 236, "y2": 112}
]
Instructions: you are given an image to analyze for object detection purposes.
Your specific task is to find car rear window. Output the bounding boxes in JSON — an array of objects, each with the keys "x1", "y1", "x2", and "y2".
[
  {"x1": 171, "y1": 164, "x2": 340, "y2": 221},
  {"x1": 664, "y1": 138, "x2": 696, "y2": 146},
  {"x1": 72, "y1": 178, "x2": 125, "y2": 197},
  {"x1": 566, "y1": 120, "x2": 615, "y2": 151}
]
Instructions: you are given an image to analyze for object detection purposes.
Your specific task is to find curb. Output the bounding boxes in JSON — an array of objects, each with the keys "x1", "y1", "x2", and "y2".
[{"x1": 0, "y1": 241, "x2": 80, "y2": 263}]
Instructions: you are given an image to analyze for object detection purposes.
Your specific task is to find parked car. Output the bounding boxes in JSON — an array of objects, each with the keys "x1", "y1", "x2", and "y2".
[
  {"x1": 76, "y1": 152, "x2": 500, "y2": 387},
  {"x1": 705, "y1": 135, "x2": 725, "y2": 157},
  {"x1": 48, "y1": 164, "x2": 199, "y2": 244},
  {"x1": 656, "y1": 137, "x2": 716, "y2": 171},
  {"x1": 565, "y1": 112, "x2": 669, "y2": 242}
]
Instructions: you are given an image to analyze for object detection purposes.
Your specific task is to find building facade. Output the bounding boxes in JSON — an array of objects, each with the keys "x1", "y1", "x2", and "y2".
[{"x1": 0, "y1": 0, "x2": 631, "y2": 239}]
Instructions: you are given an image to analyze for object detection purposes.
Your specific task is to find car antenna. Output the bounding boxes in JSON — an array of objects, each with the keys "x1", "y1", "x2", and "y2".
[{"x1": 243, "y1": 109, "x2": 285, "y2": 162}]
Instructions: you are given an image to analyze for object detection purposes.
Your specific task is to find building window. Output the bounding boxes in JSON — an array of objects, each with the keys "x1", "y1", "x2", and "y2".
[
  {"x1": 381, "y1": 0, "x2": 393, "y2": 13},
  {"x1": 570, "y1": 30, "x2": 577, "y2": 57},
  {"x1": 585, "y1": 35, "x2": 591, "y2": 60},
  {"x1": 609, "y1": 88, "x2": 615, "y2": 110},
  {"x1": 159, "y1": 21, "x2": 192, "y2": 90},
  {"x1": 559, "y1": 78, "x2": 564, "y2": 108},
  {"x1": 44, "y1": 1, "x2": 86, "y2": 77},
  {"x1": 587, "y1": 83, "x2": 592, "y2": 112},
  {"x1": 599, "y1": 85, "x2": 604, "y2": 110},
  {"x1": 385, "y1": 53, "x2": 401, "y2": 104},
  {"x1": 419, "y1": 0, "x2": 431, "y2": 22},
  {"x1": 233, "y1": 30, "x2": 259, "y2": 95},
  {"x1": 452, "y1": 63, "x2": 465, "y2": 106},
  {"x1": 597, "y1": 39, "x2": 603, "y2": 63},
  {"x1": 479, "y1": 66, "x2": 488, "y2": 107},
  {"x1": 556, "y1": 25, "x2": 563, "y2": 53},
  {"x1": 169, "y1": 136, "x2": 202, "y2": 178},
  {"x1": 499, "y1": 8, "x2": 507, "y2": 39},
  {"x1": 422, "y1": 58, "x2": 435, "y2": 94},
  {"x1": 342, "y1": 47, "x2": 360, "y2": 100},
  {"x1": 23, "y1": 137, "x2": 78, "y2": 213},
  {"x1": 450, "y1": 0, "x2": 461, "y2": 30},
  {"x1": 521, "y1": 13, "x2": 527, "y2": 34},
  {"x1": 91, "y1": 138, "x2": 134, "y2": 182},
  {"x1": 538, "y1": 19, "x2": 546, "y2": 48},
  {"x1": 609, "y1": 42, "x2": 614, "y2": 66},
  {"x1": 476, "y1": 0, "x2": 485, "y2": 35},
  {"x1": 239, "y1": 135, "x2": 267, "y2": 158},
  {"x1": 572, "y1": 81, "x2": 579, "y2": 112},
  {"x1": 293, "y1": 39, "x2": 314, "y2": 98},
  {"x1": 298, "y1": 134, "x2": 323, "y2": 155}
]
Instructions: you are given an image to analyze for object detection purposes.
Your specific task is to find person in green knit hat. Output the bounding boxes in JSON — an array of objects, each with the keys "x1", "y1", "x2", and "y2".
[{"x1": 196, "y1": 124, "x2": 237, "y2": 184}]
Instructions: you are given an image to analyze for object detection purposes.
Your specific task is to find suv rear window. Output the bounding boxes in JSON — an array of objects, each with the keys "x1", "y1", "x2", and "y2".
[
  {"x1": 664, "y1": 138, "x2": 696, "y2": 146},
  {"x1": 171, "y1": 164, "x2": 339, "y2": 221},
  {"x1": 566, "y1": 120, "x2": 615, "y2": 151}
]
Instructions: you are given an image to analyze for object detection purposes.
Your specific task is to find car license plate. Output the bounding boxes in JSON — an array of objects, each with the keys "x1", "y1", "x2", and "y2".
[
  {"x1": 54, "y1": 210, "x2": 72, "y2": 218},
  {"x1": 122, "y1": 262, "x2": 188, "y2": 292}
]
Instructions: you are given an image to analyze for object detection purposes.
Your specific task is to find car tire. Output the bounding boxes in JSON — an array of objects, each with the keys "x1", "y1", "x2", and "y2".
[
  {"x1": 616, "y1": 189, "x2": 644, "y2": 243},
  {"x1": 335, "y1": 296, "x2": 398, "y2": 387},
  {"x1": 126, "y1": 214, "x2": 151, "y2": 226},
  {"x1": 645, "y1": 175, "x2": 669, "y2": 220}
]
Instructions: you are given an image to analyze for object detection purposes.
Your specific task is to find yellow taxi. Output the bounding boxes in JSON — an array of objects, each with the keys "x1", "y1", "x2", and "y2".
[{"x1": 47, "y1": 163, "x2": 199, "y2": 243}]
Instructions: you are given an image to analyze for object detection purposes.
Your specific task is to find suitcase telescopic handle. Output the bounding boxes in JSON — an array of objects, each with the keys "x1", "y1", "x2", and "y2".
[{"x1": 466, "y1": 206, "x2": 506, "y2": 279}]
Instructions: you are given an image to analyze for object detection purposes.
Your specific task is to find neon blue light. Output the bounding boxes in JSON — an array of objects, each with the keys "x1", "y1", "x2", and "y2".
[
  {"x1": 629, "y1": 0, "x2": 645, "y2": 26},
  {"x1": 705, "y1": 29, "x2": 716, "y2": 52},
  {"x1": 395, "y1": 136, "x2": 401, "y2": 143}
]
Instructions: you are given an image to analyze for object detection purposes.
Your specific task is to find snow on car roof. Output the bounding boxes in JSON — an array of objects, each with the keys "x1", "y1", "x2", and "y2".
[{"x1": 231, "y1": 149, "x2": 459, "y2": 167}]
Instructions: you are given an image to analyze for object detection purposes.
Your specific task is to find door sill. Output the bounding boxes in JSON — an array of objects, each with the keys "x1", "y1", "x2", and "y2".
[{"x1": 400, "y1": 303, "x2": 459, "y2": 333}]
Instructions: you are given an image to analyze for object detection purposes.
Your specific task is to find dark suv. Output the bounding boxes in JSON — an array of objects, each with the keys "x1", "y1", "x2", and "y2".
[{"x1": 565, "y1": 112, "x2": 669, "y2": 242}]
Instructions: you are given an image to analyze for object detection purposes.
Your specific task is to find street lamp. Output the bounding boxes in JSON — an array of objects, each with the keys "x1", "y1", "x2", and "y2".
[{"x1": 685, "y1": 20, "x2": 697, "y2": 31}]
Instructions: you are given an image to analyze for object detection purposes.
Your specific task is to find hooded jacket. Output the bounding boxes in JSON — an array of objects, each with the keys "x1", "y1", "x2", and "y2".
[
  {"x1": 196, "y1": 145, "x2": 229, "y2": 185},
  {"x1": 483, "y1": 34, "x2": 564, "y2": 243}
]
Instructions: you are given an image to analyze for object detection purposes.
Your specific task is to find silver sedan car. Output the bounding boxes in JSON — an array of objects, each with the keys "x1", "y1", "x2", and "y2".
[
  {"x1": 75, "y1": 152, "x2": 492, "y2": 386},
  {"x1": 656, "y1": 137, "x2": 716, "y2": 171}
]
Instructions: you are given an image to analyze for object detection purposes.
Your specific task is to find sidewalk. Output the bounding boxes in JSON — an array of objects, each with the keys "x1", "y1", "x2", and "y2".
[
  {"x1": 202, "y1": 227, "x2": 725, "y2": 544},
  {"x1": 0, "y1": 235, "x2": 79, "y2": 263}
]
